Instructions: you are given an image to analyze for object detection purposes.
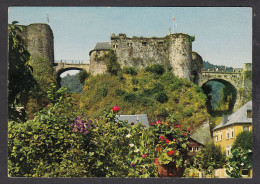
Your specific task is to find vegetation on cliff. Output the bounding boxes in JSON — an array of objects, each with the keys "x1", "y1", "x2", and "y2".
[
  {"x1": 8, "y1": 21, "x2": 36, "y2": 121},
  {"x1": 80, "y1": 65, "x2": 210, "y2": 130}
]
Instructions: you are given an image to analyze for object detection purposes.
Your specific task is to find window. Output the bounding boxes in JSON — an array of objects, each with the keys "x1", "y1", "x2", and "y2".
[
  {"x1": 127, "y1": 43, "x2": 132, "y2": 47},
  {"x1": 158, "y1": 41, "x2": 164, "y2": 45},
  {"x1": 113, "y1": 45, "x2": 118, "y2": 49},
  {"x1": 215, "y1": 133, "x2": 218, "y2": 142},
  {"x1": 242, "y1": 168, "x2": 250, "y2": 177},
  {"x1": 226, "y1": 129, "x2": 229, "y2": 140},
  {"x1": 189, "y1": 147, "x2": 193, "y2": 152},
  {"x1": 226, "y1": 146, "x2": 230, "y2": 156},
  {"x1": 195, "y1": 147, "x2": 199, "y2": 152},
  {"x1": 243, "y1": 126, "x2": 249, "y2": 131},
  {"x1": 231, "y1": 127, "x2": 234, "y2": 138},
  {"x1": 142, "y1": 41, "x2": 147, "y2": 46},
  {"x1": 247, "y1": 110, "x2": 252, "y2": 118},
  {"x1": 220, "y1": 131, "x2": 223, "y2": 140}
]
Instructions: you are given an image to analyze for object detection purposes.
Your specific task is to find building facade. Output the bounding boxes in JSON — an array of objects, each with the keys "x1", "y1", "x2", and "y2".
[{"x1": 213, "y1": 101, "x2": 252, "y2": 178}]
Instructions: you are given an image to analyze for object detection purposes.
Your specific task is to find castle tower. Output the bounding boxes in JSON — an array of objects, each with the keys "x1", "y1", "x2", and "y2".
[
  {"x1": 168, "y1": 34, "x2": 193, "y2": 80},
  {"x1": 19, "y1": 23, "x2": 54, "y2": 65}
]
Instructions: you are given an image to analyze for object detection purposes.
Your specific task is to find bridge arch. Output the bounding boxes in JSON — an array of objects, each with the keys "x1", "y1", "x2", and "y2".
[{"x1": 198, "y1": 71, "x2": 243, "y2": 114}]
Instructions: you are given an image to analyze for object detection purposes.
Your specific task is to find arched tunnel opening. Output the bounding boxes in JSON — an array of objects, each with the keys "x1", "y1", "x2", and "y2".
[
  {"x1": 201, "y1": 79, "x2": 237, "y2": 117},
  {"x1": 56, "y1": 68, "x2": 84, "y2": 94}
]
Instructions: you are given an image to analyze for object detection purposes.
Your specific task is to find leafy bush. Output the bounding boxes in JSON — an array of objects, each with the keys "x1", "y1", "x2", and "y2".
[
  {"x1": 145, "y1": 64, "x2": 165, "y2": 75},
  {"x1": 8, "y1": 84, "x2": 86, "y2": 177},
  {"x1": 123, "y1": 66, "x2": 137, "y2": 76},
  {"x1": 77, "y1": 69, "x2": 90, "y2": 83},
  {"x1": 193, "y1": 141, "x2": 226, "y2": 175},
  {"x1": 154, "y1": 92, "x2": 168, "y2": 103},
  {"x1": 225, "y1": 131, "x2": 252, "y2": 178}
]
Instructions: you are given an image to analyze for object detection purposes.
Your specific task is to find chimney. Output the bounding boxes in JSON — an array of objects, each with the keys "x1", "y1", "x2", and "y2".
[{"x1": 222, "y1": 115, "x2": 228, "y2": 125}]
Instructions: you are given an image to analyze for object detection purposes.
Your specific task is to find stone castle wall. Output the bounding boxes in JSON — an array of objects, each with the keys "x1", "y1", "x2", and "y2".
[
  {"x1": 19, "y1": 23, "x2": 54, "y2": 65},
  {"x1": 110, "y1": 34, "x2": 168, "y2": 69},
  {"x1": 90, "y1": 33, "x2": 202, "y2": 81}
]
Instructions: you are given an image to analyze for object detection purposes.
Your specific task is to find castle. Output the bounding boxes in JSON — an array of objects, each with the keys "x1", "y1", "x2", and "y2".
[{"x1": 89, "y1": 33, "x2": 203, "y2": 83}]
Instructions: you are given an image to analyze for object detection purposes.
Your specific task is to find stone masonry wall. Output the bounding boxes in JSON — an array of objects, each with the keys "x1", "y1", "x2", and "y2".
[
  {"x1": 89, "y1": 50, "x2": 108, "y2": 75},
  {"x1": 169, "y1": 34, "x2": 193, "y2": 80},
  {"x1": 110, "y1": 34, "x2": 169, "y2": 69},
  {"x1": 19, "y1": 23, "x2": 54, "y2": 65}
]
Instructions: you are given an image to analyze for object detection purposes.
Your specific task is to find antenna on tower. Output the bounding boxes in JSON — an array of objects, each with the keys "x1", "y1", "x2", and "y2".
[{"x1": 47, "y1": 12, "x2": 49, "y2": 24}]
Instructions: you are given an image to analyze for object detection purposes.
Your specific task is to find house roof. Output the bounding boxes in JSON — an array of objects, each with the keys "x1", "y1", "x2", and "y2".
[
  {"x1": 213, "y1": 100, "x2": 252, "y2": 130},
  {"x1": 89, "y1": 42, "x2": 111, "y2": 55},
  {"x1": 190, "y1": 122, "x2": 212, "y2": 145},
  {"x1": 116, "y1": 114, "x2": 149, "y2": 127}
]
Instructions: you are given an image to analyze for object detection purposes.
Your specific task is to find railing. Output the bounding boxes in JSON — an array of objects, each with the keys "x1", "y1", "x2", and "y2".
[
  {"x1": 202, "y1": 69, "x2": 243, "y2": 73},
  {"x1": 54, "y1": 60, "x2": 89, "y2": 64}
]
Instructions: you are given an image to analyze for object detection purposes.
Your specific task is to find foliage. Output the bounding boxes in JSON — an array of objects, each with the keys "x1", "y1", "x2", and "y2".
[
  {"x1": 80, "y1": 69, "x2": 210, "y2": 130},
  {"x1": 232, "y1": 131, "x2": 252, "y2": 150},
  {"x1": 145, "y1": 64, "x2": 165, "y2": 75},
  {"x1": 102, "y1": 50, "x2": 121, "y2": 75},
  {"x1": 25, "y1": 56, "x2": 57, "y2": 119},
  {"x1": 202, "y1": 61, "x2": 233, "y2": 72},
  {"x1": 61, "y1": 74, "x2": 83, "y2": 93},
  {"x1": 77, "y1": 69, "x2": 90, "y2": 83},
  {"x1": 193, "y1": 141, "x2": 226, "y2": 175},
  {"x1": 8, "y1": 21, "x2": 36, "y2": 121},
  {"x1": 122, "y1": 66, "x2": 137, "y2": 76},
  {"x1": 225, "y1": 131, "x2": 252, "y2": 178},
  {"x1": 8, "y1": 84, "x2": 85, "y2": 177},
  {"x1": 225, "y1": 148, "x2": 252, "y2": 178}
]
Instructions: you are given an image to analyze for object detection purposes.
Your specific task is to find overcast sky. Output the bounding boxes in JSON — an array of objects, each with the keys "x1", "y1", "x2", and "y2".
[{"x1": 9, "y1": 7, "x2": 252, "y2": 70}]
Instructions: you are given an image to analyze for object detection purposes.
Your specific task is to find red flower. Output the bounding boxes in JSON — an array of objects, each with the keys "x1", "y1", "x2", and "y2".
[
  {"x1": 167, "y1": 150, "x2": 175, "y2": 156},
  {"x1": 165, "y1": 140, "x2": 171, "y2": 144},
  {"x1": 183, "y1": 133, "x2": 187, "y2": 136},
  {"x1": 157, "y1": 147, "x2": 161, "y2": 151},
  {"x1": 149, "y1": 122, "x2": 155, "y2": 126},
  {"x1": 142, "y1": 154, "x2": 148, "y2": 158},
  {"x1": 112, "y1": 106, "x2": 120, "y2": 113},
  {"x1": 187, "y1": 128, "x2": 190, "y2": 132},
  {"x1": 46, "y1": 104, "x2": 50, "y2": 108},
  {"x1": 175, "y1": 124, "x2": 181, "y2": 129},
  {"x1": 159, "y1": 136, "x2": 165, "y2": 140}
]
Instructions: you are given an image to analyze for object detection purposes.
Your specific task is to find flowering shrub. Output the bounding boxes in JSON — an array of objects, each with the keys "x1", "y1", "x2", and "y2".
[{"x1": 9, "y1": 98, "x2": 191, "y2": 177}]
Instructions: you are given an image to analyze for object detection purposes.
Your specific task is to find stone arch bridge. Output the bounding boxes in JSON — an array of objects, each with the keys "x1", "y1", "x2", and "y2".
[
  {"x1": 198, "y1": 71, "x2": 244, "y2": 90},
  {"x1": 53, "y1": 61, "x2": 90, "y2": 77},
  {"x1": 198, "y1": 71, "x2": 248, "y2": 110}
]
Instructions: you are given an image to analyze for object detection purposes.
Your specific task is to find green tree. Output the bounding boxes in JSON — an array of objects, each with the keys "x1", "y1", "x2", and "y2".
[
  {"x1": 225, "y1": 131, "x2": 252, "y2": 178},
  {"x1": 77, "y1": 69, "x2": 89, "y2": 83},
  {"x1": 8, "y1": 21, "x2": 36, "y2": 121},
  {"x1": 193, "y1": 141, "x2": 226, "y2": 175}
]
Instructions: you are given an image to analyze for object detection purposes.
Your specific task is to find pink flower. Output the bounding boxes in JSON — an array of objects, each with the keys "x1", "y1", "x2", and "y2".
[
  {"x1": 46, "y1": 104, "x2": 50, "y2": 108},
  {"x1": 156, "y1": 120, "x2": 162, "y2": 125}
]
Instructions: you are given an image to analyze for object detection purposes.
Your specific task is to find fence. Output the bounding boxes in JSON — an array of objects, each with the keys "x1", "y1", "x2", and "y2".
[{"x1": 54, "y1": 60, "x2": 89, "y2": 64}]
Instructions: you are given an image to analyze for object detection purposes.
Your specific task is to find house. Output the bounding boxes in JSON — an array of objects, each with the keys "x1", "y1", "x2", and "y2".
[
  {"x1": 213, "y1": 100, "x2": 252, "y2": 178},
  {"x1": 115, "y1": 114, "x2": 149, "y2": 127}
]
